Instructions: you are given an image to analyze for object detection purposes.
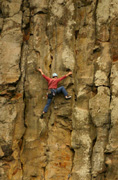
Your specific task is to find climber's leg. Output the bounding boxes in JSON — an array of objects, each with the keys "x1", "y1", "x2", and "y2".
[
  {"x1": 57, "y1": 86, "x2": 71, "y2": 99},
  {"x1": 57, "y1": 86, "x2": 68, "y2": 96},
  {"x1": 40, "y1": 98, "x2": 52, "y2": 119},
  {"x1": 43, "y1": 98, "x2": 52, "y2": 113}
]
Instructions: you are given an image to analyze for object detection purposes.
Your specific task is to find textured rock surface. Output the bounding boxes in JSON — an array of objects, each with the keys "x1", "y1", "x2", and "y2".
[{"x1": 0, "y1": 0, "x2": 118, "y2": 180}]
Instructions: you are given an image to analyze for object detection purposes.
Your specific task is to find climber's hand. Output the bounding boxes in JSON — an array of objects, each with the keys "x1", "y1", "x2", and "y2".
[
  {"x1": 38, "y1": 68, "x2": 44, "y2": 75},
  {"x1": 37, "y1": 68, "x2": 42, "y2": 73},
  {"x1": 66, "y1": 72, "x2": 72, "y2": 77},
  {"x1": 68, "y1": 72, "x2": 72, "y2": 76}
]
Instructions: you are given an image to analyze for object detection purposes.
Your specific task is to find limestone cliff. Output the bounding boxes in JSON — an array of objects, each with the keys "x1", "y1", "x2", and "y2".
[{"x1": 0, "y1": 0, "x2": 118, "y2": 180}]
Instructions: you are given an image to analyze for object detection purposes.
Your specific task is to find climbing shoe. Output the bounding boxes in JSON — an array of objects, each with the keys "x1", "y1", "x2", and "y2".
[
  {"x1": 65, "y1": 95, "x2": 71, "y2": 100},
  {"x1": 40, "y1": 113, "x2": 44, "y2": 119}
]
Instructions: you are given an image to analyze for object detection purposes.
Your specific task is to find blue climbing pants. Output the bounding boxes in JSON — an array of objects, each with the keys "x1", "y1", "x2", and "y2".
[{"x1": 43, "y1": 86, "x2": 68, "y2": 113}]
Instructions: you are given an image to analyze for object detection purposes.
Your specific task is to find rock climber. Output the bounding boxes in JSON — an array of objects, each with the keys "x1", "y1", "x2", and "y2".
[{"x1": 38, "y1": 68, "x2": 72, "y2": 119}]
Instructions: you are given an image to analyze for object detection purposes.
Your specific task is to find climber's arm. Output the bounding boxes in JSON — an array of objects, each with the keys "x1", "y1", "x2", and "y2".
[
  {"x1": 38, "y1": 68, "x2": 50, "y2": 81},
  {"x1": 57, "y1": 72, "x2": 72, "y2": 82}
]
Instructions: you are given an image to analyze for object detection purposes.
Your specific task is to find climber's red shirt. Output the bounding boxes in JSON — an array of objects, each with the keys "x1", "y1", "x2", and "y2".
[{"x1": 42, "y1": 74, "x2": 67, "y2": 89}]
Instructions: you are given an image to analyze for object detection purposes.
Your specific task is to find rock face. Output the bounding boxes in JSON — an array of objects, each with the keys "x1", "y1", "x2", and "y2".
[{"x1": 0, "y1": 0, "x2": 118, "y2": 180}]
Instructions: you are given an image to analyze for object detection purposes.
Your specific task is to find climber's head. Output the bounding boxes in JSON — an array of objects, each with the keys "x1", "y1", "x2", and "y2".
[{"x1": 52, "y1": 73, "x2": 58, "y2": 78}]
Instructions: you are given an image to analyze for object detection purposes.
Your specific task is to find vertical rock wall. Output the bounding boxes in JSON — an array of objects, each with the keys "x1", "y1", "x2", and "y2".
[{"x1": 0, "y1": 0, "x2": 118, "y2": 180}]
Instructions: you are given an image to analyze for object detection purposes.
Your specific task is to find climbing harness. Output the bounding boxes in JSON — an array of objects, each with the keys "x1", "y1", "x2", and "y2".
[{"x1": 47, "y1": 89, "x2": 56, "y2": 99}]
